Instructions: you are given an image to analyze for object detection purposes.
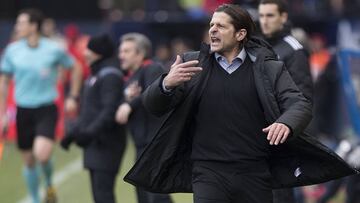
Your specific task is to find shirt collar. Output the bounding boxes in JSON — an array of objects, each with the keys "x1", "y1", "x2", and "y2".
[{"x1": 215, "y1": 47, "x2": 246, "y2": 64}]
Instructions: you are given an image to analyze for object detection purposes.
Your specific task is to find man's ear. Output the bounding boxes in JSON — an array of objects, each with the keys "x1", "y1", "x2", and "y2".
[
  {"x1": 280, "y1": 12, "x2": 288, "y2": 24},
  {"x1": 236, "y1": 29, "x2": 247, "y2": 42}
]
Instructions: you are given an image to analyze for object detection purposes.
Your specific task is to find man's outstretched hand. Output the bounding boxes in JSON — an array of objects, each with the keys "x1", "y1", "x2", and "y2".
[
  {"x1": 262, "y1": 123, "x2": 291, "y2": 145},
  {"x1": 163, "y1": 55, "x2": 203, "y2": 89}
]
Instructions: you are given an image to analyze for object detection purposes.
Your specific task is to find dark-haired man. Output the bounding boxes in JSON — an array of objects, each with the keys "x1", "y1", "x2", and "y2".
[
  {"x1": 124, "y1": 4, "x2": 355, "y2": 203},
  {"x1": 258, "y1": 0, "x2": 313, "y2": 101},
  {"x1": 0, "y1": 8, "x2": 82, "y2": 203}
]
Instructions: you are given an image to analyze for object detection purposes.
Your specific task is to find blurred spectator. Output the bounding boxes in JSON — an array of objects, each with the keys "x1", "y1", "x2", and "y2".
[
  {"x1": 61, "y1": 34, "x2": 126, "y2": 203},
  {"x1": 258, "y1": 0, "x2": 313, "y2": 202},
  {"x1": 259, "y1": 0, "x2": 313, "y2": 100},
  {"x1": 41, "y1": 18, "x2": 66, "y2": 49},
  {"x1": 115, "y1": 33, "x2": 172, "y2": 203},
  {"x1": 309, "y1": 34, "x2": 331, "y2": 82},
  {"x1": 170, "y1": 37, "x2": 192, "y2": 58},
  {"x1": 312, "y1": 53, "x2": 343, "y2": 144},
  {"x1": 258, "y1": 0, "x2": 313, "y2": 101},
  {"x1": 0, "y1": 8, "x2": 82, "y2": 203},
  {"x1": 154, "y1": 42, "x2": 173, "y2": 69},
  {"x1": 64, "y1": 24, "x2": 91, "y2": 81}
]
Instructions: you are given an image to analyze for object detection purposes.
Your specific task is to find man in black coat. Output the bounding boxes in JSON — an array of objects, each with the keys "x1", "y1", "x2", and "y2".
[
  {"x1": 115, "y1": 33, "x2": 173, "y2": 203},
  {"x1": 61, "y1": 34, "x2": 126, "y2": 203},
  {"x1": 124, "y1": 4, "x2": 356, "y2": 203},
  {"x1": 258, "y1": 0, "x2": 314, "y2": 202}
]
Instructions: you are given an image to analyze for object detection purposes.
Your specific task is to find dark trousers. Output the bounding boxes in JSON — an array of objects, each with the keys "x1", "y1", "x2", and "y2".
[
  {"x1": 136, "y1": 187, "x2": 173, "y2": 203},
  {"x1": 192, "y1": 160, "x2": 273, "y2": 203},
  {"x1": 273, "y1": 188, "x2": 296, "y2": 203},
  {"x1": 90, "y1": 170, "x2": 117, "y2": 203},
  {"x1": 136, "y1": 147, "x2": 173, "y2": 203}
]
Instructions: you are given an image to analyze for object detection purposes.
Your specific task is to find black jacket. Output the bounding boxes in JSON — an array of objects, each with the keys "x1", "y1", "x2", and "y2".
[
  {"x1": 77, "y1": 58, "x2": 127, "y2": 172},
  {"x1": 265, "y1": 28, "x2": 313, "y2": 102},
  {"x1": 124, "y1": 38, "x2": 356, "y2": 193},
  {"x1": 125, "y1": 61, "x2": 165, "y2": 149}
]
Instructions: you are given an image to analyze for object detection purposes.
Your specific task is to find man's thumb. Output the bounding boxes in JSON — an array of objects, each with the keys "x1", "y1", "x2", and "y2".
[
  {"x1": 174, "y1": 55, "x2": 181, "y2": 65},
  {"x1": 262, "y1": 125, "x2": 271, "y2": 132}
]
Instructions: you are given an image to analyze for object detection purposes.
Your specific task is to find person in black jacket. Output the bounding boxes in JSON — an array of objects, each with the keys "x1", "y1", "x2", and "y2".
[
  {"x1": 61, "y1": 34, "x2": 126, "y2": 203},
  {"x1": 258, "y1": 1, "x2": 314, "y2": 202},
  {"x1": 123, "y1": 4, "x2": 356, "y2": 203},
  {"x1": 115, "y1": 33, "x2": 172, "y2": 203},
  {"x1": 258, "y1": 0, "x2": 313, "y2": 102}
]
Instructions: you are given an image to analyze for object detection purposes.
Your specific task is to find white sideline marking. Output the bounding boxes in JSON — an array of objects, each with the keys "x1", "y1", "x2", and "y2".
[{"x1": 18, "y1": 157, "x2": 82, "y2": 203}]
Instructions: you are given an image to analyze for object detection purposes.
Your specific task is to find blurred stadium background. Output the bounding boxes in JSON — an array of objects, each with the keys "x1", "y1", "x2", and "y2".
[{"x1": 1, "y1": 0, "x2": 360, "y2": 203}]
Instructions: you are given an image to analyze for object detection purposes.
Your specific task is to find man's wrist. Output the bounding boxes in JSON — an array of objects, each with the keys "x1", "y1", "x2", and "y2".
[{"x1": 162, "y1": 80, "x2": 174, "y2": 93}]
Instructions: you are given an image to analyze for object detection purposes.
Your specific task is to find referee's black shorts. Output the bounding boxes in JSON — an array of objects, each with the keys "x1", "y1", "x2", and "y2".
[{"x1": 16, "y1": 103, "x2": 58, "y2": 150}]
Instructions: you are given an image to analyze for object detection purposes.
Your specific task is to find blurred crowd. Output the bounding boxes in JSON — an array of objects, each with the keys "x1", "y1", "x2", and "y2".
[{"x1": 105, "y1": 0, "x2": 360, "y2": 20}]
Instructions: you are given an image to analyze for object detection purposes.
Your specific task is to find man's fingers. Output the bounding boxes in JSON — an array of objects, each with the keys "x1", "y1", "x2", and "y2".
[
  {"x1": 180, "y1": 67, "x2": 203, "y2": 75},
  {"x1": 265, "y1": 123, "x2": 290, "y2": 145},
  {"x1": 274, "y1": 128, "x2": 286, "y2": 145},
  {"x1": 269, "y1": 132, "x2": 277, "y2": 145},
  {"x1": 267, "y1": 125, "x2": 275, "y2": 141},
  {"x1": 268, "y1": 124, "x2": 280, "y2": 145},
  {"x1": 166, "y1": 59, "x2": 202, "y2": 88},
  {"x1": 270, "y1": 125, "x2": 282, "y2": 145},
  {"x1": 173, "y1": 67, "x2": 202, "y2": 82},
  {"x1": 280, "y1": 129, "x2": 290, "y2": 143},
  {"x1": 176, "y1": 60, "x2": 199, "y2": 69}
]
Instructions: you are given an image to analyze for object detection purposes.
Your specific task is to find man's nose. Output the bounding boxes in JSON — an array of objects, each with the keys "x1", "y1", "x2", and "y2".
[
  {"x1": 209, "y1": 27, "x2": 217, "y2": 34},
  {"x1": 261, "y1": 17, "x2": 268, "y2": 24}
]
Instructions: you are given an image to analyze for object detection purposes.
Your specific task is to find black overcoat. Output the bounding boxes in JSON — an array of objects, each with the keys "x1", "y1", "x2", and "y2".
[
  {"x1": 124, "y1": 38, "x2": 357, "y2": 193},
  {"x1": 79, "y1": 59, "x2": 127, "y2": 172}
]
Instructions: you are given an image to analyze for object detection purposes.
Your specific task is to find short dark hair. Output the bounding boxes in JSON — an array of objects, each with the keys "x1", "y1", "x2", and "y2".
[
  {"x1": 18, "y1": 8, "x2": 44, "y2": 32},
  {"x1": 259, "y1": 0, "x2": 288, "y2": 13},
  {"x1": 215, "y1": 4, "x2": 256, "y2": 42}
]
